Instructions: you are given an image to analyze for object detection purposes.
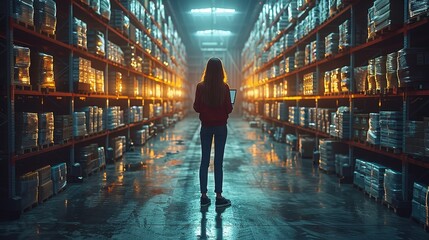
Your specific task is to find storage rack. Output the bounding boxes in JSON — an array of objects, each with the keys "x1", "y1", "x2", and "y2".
[
  {"x1": 0, "y1": 0, "x2": 190, "y2": 215},
  {"x1": 241, "y1": 0, "x2": 429, "y2": 214}
]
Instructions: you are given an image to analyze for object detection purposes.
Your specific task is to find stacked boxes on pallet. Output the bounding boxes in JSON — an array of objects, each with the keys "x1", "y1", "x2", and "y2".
[
  {"x1": 72, "y1": 57, "x2": 91, "y2": 92},
  {"x1": 379, "y1": 111, "x2": 403, "y2": 150},
  {"x1": 354, "y1": 159, "x2": 366, "y2": 189},
  {"x1": 353, "y1": 114, "x2": 369, "y2": 142},
  {"x1": 383, "y1": 169, "x2": 404, "y2": 205},
  {"x1": 404, "y1": 121, "x2": 425, "y2": 157},
  {"x1": 37, "y1": 53, "x2": 55, "y2": 89},
  {"x1": 17, "y1": 171, "x2": 38, "y2": 211},
  {"x1": 338, "y1": 20, "x2": 350, "y2": 51},
  {"x1": 325, "y1": 33, "x2": 339, "y2": 58},
  {"x1": 13, "y1": 0, "x2": 34, "y2": 26},
  {"x1": 34, "y1": 0, "x2": 57, "y2": 35},
  {"x1": 409, "y1": 0, "x2": 429, "y2": 18},
  {"x1": 87, "y1": 30, "x2": 105, "y2": 57},
  {"x1": 106, "y1": 106, "x2": 120, "y2": 130},
  {"x1": 354, "y1": 66, "x2": 368, "y2": 93},
  {"x1": 303, "y1": 72, "x2": 318, "y2": 95},
  {"x1": 38, "y1": 112, "x2": 54, "y2": 146},
  {"x1": 340, "y1": 66, "x2": 350, "y2": 92},
  {"x1": 111, "y1": 9, "x2": 130, "y2": 35},
  {"x1": 78, "y1": 144, "x2": 100, "y2": 177},
  {"x1": 98, "y1": 146, "x2": 106, "y2": 169},
  {"x1": 335, "y1": 154, "x2": 350, "y2": 177},
  {"x1": 319, "y1": 139, "x2": 346, "y2": 173},
  {"x1": 126, "y1": 106, "x2": 144, "y2": 124},
  {"x1": 16, "y1": 112, "x2": 38, "y2": 152},
  {"x1": 35, "y1": 165, "x2": 53, "y2": 203},
  {"x1": 289, "y1": 106, "x2": 299, "y2": 125},
  {"x1": 373, "y1": 0, "x2": 403, "y2": 33},
  {"x1": 13, "y1": 45, "x2": 31, "y2": 86},
  {"x1": 73, "y1": 112, "x2": 87, "y2": 137},
  {"x1": 375, "y1": 56, "x2": 387, "y2": 92},
  {"x1": 54, "y1": 115, "x2": 72, "y2": 143},
  {"x1": 299, "y1": 135, "x2": 315, "y2": 159},
  {"x1": 72, "y1": 17, "x2": 87, "y2": 49},
  {"x1": 51, "y1": 163, "x2": 67, "y2": 195},
  {"x1": 299, "y1": 107, "x2": 309, "y2": 127},
  {"x1": 367, "y1": 113, "x2": 381, "y2": 145},
  {"x1": 112, "y1": 136, "x2": 126, "y2": 160},
  {"x1": 397, "y1": 48, "x2": 429, "y2": 88},
  {"x1": 337, "y1": 106, "x2": 351, "y2": 140},
  {"x1": 386, "y1": 52, "x2": 398, "y2": 90},
  {"x1": 364, "y1": 161, "x2": 386, "y2": 199},
  {"x1": 412, "y1": 182, "x2": 429, "y2": 226}
]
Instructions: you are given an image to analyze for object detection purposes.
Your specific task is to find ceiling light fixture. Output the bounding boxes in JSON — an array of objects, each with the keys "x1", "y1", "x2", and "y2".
[
  {"x1": 201, "y1": 42, "x2": 219, "y2": 46},
  {"x1": 195, "y1": 30, "x2": 233, "y2": 36},
  {"x1": 190, "y1": 8, "x2": 236, "y2": 15},
  {"x1": 201, "y1": 47, "x2": 227, "y2": 52}
]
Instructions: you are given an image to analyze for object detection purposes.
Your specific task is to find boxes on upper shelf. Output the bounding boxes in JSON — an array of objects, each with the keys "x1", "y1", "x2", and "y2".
[
  {"x1": 87, "y1": 30, "x2": 105, "y2": 57},
  {"x1": 13, "y1": 45, "x2": 31, "y2": 86},
  {"x1": 404, "y1": 121, "x2": 425, "y2": 157},
  {"x1": 14, "y1": 0, "x2": 34, "y2": 26},
  {"x1": 409, "y1": 0, "x2": 429, "y2": 18},
  {"x1": 34, "y1": 0, "x2": 57, "y2": 35},
  {"x1": 72, "y1": 17, "x2": 87, "y2": 49}
]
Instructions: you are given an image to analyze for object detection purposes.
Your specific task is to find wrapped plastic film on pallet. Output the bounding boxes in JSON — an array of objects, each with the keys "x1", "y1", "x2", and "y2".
[
  {"x1": 34, "y1": 0, "x2": 57, "y2": 35},
  {"x1": 14, "y1": 0, "x2": 35, "y2": 26},
  {"x1": 13, "y1": 45, "x2": 31, "y2": 85}
]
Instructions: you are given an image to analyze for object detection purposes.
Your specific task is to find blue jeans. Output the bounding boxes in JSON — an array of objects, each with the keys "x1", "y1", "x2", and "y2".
[{"x1": 199, "y1": 125, "x2": 227, "y2": 194}]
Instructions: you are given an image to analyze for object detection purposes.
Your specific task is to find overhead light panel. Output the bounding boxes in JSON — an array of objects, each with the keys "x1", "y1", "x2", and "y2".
[
  {"x1": 201, "y1": 47, "x2": 227, "y2": 52},
  {"x1": 201, "y1": 42, "x2": 219, "y2": 46},
  {"x1": 195, "y1": 30, "x2": 233, "y2": 36},
  {"x1": 190, "y1": 8, "x2": 236, "y2": 15}
]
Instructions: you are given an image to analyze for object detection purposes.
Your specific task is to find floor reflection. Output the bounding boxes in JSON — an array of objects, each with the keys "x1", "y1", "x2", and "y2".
[{"x1": 199, "y1": 206, "x2": 208, "y2": 240}]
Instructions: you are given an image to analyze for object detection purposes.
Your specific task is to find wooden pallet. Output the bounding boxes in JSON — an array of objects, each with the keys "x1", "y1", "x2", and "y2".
[
  {"x1": 380, "y1": 146, "x2": 402, "y2": 154},
  {"x1": 39, "y1": 142, "x2": 54, "y2": 150},
  {"x1": 16, "y1": 145, "x2": 39, "y2": 155},
  {"x1": 407, "y1": 11, "x2": 429, "y2": 25},
  {"x1": 366, "y1": 192, "x2": 382, "y2": 203},
  {"x1": 38, "y1": 85, "x2": 56, "y2": 93},
  {"x1": 14, "y1": 84, "x2": 32, "y2": 91},
  {"x1": 14, "y1": 19, "x2": 35, "y2": 31},
  {"x1": 38, "y1": 30, "x2": 56, "y2": 39}
]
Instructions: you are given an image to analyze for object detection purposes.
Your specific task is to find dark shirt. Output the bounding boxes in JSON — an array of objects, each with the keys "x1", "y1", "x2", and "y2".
[{"x1": 193, "y1": 82, "x2": 233, "y2": 126}]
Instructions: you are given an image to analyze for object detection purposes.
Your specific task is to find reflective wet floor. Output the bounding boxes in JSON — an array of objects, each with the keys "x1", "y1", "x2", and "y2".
[{"x1": 0, "y1": 115, "x2": 427, "y2": 239}]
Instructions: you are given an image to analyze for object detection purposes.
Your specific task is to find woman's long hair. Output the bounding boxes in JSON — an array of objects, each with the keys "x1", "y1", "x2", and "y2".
[{"x1": 200, "y1": 58, "x2": 227, "y2": 107}]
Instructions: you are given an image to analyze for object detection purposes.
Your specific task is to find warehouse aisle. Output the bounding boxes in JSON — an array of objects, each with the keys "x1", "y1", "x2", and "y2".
[{"x1": 0, "y1": 115, "x2": 427, "y2": 239}]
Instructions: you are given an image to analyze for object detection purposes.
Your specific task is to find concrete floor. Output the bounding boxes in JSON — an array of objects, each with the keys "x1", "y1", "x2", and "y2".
[{"x1": 0, "y1": 115, "x2": 427, "y2": 239}]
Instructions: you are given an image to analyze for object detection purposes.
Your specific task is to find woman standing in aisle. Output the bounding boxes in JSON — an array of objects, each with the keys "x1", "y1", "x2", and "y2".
[{"x1": 193, "y1": 57, "x2": 233, "y2": 208}]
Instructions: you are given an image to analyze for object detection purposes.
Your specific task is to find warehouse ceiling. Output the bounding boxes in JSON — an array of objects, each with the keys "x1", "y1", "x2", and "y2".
[{"x1": 164, "y1": 0, "x2": 263, "y2": 55}]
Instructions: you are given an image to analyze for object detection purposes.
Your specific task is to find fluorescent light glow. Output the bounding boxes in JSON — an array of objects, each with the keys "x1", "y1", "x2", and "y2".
[
  {"x1": 201, "y1": 48, "x2": 227, "y2": 52},
  {"x1": 195, "y1": 30, "x2": 233, "y2": 36},
  {"x1": 201, "y1": 42, "x2": 219, "y2": 46},
  {"x1": 190, "y1": 8, "x2": 236, "y2": 15}
]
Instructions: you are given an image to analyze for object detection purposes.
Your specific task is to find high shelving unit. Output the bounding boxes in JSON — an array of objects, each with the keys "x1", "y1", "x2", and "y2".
[
  {"x1": 241, "y1": 0, "x2": 429, "y2": 220},
  {"x1": 0, "y1": 0, "x2": 190, "y2": 216}
]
